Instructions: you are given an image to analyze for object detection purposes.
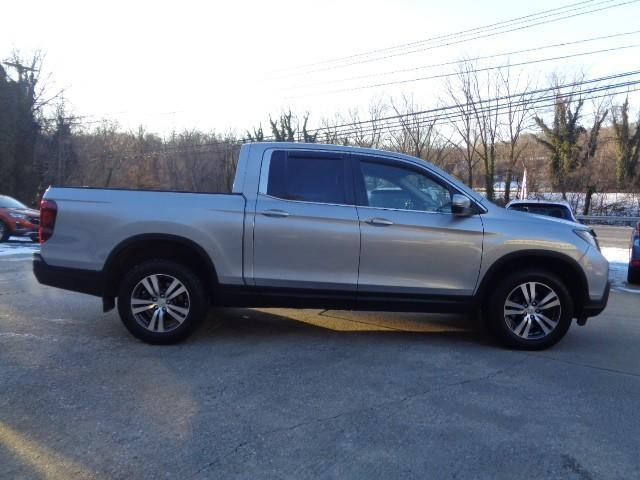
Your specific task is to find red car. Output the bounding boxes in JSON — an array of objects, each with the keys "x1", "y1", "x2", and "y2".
[{"x1": 0, "y1": 195, "x2": 40, "y2": 242}]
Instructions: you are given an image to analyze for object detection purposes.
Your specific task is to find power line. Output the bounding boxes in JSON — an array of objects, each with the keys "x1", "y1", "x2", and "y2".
[
  {"x1": 278, "y1": 0, "x2": 609, "y2": 71},
  {"x1": 299, "y1": 70, "x2": 640, "y2": 134},
  {"x1": 286, "y1": 43, "x2": 640, "y2": 98},
  {"x1": 324, "y1": 83, "x2": 637, "y2": 140},
  {"x1": 278, "y1": 0, "x2": 640, "y2": 76},
  {"x1": 58, "y1": 72, "x2": 640, "y2": 160},
  {"x1": 316, "y1": 78, "x2": 638, "y2": 138},
  {"x1": 289, "y1": 29, "x2": 640, "y2": 89},
  {"x1": 50, "y1": 29, "x2": 640, "y2": 129},
  {"x1": 108, "y1": 76, "x2": 640, "y2": 159}
]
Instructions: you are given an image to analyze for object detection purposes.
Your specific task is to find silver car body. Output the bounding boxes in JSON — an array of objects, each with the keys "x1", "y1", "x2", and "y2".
[{"x1": 37, "y1": 142, "x2": 609, "y2": 310}]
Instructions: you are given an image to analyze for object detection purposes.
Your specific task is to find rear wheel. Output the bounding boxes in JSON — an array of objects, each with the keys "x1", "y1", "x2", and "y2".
[
  {"x1": 117, "y1": 259, "x2": 208, "y2": 344},
  {"x1": 628, "y1": 265, "x2": 640, "y2": 285},
  {"x1": 0, "y1": 221, "x2": 9, "y2": 242},
  {"x1": 486, "y1": 269, "x2": 573, "y2": 350}
]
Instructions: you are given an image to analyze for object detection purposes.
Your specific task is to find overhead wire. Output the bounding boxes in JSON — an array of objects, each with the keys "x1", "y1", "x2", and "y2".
[{"x1": 277, "y1": 0, "x2": 640, "y2": 76}]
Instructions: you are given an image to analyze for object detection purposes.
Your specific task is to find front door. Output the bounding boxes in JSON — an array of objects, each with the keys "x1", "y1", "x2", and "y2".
[{"x1": 353, "y1": 155, "x2": 484, "y2": 297}]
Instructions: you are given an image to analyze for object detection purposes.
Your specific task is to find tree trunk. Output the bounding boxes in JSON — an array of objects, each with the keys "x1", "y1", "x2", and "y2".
[
  {"x1": 583, "y1": 185, "x2": 596, "y2": 215},
  {"x1": 104, "y1": 167, "x2": 113, "y2": 188},
  {"x1": 485, "y1": 169, "x2": 494, "y2": 200},
  {"x1": 484, "y1": 153, "x2": 495, "y2": 200},
  {"x1": 504, "y1": 167, "x2": 513, "y2": 203}
]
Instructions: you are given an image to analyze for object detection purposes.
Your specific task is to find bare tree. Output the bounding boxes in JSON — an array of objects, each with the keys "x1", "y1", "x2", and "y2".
[
  {"x1": 245, "y1": 125, "x2": 264, "y2": 142},
  {"x1": 346, "y1": 99, "x2": 387, "y2": 148},
  {"x1": 445, "y1": 64, "x2": 480, "y2": 187},
  {"x1": 300, "y1": 113, "x2": 318, "y2": 143},
  {"x1": 612, "y1": 97, "x2": 640, "y2": 188},
  {"x1": 389, "y1": 94, "x2": 444, "y2": 163},
  {"x1": 577, "y1": 99, "x2": 609, "y2": 214},
  {"x1": 498, "y1": 66, "x2": 537, "y2": 203},
  {"x1": 469, "y1": 66, "x2": 502, "y2": 201},
  {"x1": 319, "y1": 114, "x2": 347, "y2": 145}
]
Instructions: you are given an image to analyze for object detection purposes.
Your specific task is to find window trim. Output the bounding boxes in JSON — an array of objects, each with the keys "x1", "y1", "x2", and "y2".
[
  {"x1": 352, "y1": 154, "x2": 478, "y2": 215},
  {"x1": 258, "y1": 149, "x2": 355, "y2": 207}
]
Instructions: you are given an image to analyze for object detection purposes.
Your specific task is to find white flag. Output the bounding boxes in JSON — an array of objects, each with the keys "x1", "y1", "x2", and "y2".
[{"x1": 520, "y1": 168, "x2": 528, "y2": 199}]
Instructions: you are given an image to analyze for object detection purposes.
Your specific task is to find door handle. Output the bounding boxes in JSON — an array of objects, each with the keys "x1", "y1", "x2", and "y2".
[
  {"x1": 364, "y1": 217, "x2": 394, "y2": 226},
  {"x1": 261, "y1": 209, "x2": 290, "y2": 218}
]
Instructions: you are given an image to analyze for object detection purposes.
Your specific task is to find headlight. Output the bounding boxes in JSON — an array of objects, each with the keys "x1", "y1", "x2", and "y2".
[
  {"x1": 574, "y1": 229, "x2": 600, "y2": 251},
  {"x1": 8, "y1": 213, "x2": 27, "y2": 219}
]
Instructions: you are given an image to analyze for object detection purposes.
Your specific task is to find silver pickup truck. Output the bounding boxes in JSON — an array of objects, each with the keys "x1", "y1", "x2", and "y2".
[{"x1": 33, "y1": 142, "x2": 609, "y2": 349}]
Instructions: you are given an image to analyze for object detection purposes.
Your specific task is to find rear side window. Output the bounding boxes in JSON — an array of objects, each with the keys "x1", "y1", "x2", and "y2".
[{"x1": 266, "y1": 151, "x2": 347, "y2": 204}]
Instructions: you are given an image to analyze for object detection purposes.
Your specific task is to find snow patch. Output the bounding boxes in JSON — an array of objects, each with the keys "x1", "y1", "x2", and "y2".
[
  {"x1": 601, "y1": 247, "x2": 630, "y2": 264},
  {"x1": 602, "y1": 247, "x2": 629, "y2": 287},
  {"x1": 0, "y1": 246, "x2": 39, "y2": 257},
  {"x1": 601, "y1": 247, "x2": 640, "y2": 293},
  {"x1": 0, "y1": 239, "x2": 39, "y2": 257}
]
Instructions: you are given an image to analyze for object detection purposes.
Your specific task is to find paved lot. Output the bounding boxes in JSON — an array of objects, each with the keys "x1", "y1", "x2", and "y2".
[
  {"x1": 591, "y1": 225, "x2": 634, "y2": 249},
  {"x1": 1, "y1": 229, "x2": 639, "y2": 479}
]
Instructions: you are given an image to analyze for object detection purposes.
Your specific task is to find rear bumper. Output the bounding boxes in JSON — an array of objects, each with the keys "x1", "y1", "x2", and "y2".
[
  {"x1": 33, "y1": 254, "x2": 104, "y2": 297},
  {"x1": 580, "y1": 281, "x2": 610, "y2": 318}
]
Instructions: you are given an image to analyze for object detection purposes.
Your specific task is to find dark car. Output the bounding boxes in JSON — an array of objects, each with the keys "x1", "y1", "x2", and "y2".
[
  {"x1": 628, "y1": 222, "x2": 640, "y2": 285},
  {"x1": 0, "y1": 195, "x2": 40, "y2": 242}
]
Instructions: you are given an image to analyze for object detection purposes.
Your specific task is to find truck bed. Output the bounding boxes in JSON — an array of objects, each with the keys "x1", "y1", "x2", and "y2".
[{"x1": 39, "y1": 187, "x2": 247, "y2": 285}]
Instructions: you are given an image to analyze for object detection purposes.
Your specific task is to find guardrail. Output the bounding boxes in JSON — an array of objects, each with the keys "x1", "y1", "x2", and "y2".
[{"x1": 577, "y1": 215, "x2": 640, "y2": 226}]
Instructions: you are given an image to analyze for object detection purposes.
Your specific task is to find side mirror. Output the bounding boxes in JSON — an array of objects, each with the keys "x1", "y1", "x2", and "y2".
[{"x1": 452, "y1": 194, "x2": 474, "y2": 216}]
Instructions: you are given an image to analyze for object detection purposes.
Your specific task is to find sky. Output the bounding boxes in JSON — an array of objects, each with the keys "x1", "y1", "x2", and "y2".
[{"x1": 2, "y1": 0, "x2": 640, "y2": 135}]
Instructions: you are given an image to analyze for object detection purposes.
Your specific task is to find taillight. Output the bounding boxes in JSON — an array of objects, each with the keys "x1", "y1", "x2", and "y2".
[{"x1": 39, "y1": 199, "x2": 57, "y2": 244}]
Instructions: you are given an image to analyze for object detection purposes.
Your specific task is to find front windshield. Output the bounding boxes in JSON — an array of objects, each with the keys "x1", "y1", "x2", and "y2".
[{"x1": 0, "y1": 196, "x2": 27, "y2": 209}]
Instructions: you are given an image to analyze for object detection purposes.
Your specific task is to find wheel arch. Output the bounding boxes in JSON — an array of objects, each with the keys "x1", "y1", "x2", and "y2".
[
  {"x1": 475, "y1": 250, "x2": 589, "y2": 317},
  {"x1": 102, "y1": 233, "x2": 218, "y2": 311}
]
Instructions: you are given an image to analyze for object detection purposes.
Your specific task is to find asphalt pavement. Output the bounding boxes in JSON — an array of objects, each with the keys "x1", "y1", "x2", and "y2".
[
  {"x1": 0, "y1": 228, "x2": 639, "y2": 479},
  {"x1": 592, "y1": 225, "x2": 634, "y2": 249}
]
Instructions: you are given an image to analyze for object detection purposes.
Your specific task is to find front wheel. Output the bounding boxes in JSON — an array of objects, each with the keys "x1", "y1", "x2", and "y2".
[
  {"x1": 485, "y1": 269, "x2": 573, "y2": 350},
  {"x1": 117, "y1": 259, "x2": 208, "y2": 344}
]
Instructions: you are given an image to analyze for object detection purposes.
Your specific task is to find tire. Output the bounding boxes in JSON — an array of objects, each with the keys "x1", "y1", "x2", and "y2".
[
  {"x1": 0, "y1": 221, "x2": 10, "y2": 242},
  {"x1": 628, "y1": 266, "x2": 640, "y2": 285},
  {"x1": 117, "y1": 259, "x2": 208, "y2": 344},
  {"x1": 485, "y1": 269, "x2": 573, "y2": 350}
]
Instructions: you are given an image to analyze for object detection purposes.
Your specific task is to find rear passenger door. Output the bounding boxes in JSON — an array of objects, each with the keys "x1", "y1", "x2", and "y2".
[{"x1": 252, "y1": 149, "x2": 360, "y2": 292}]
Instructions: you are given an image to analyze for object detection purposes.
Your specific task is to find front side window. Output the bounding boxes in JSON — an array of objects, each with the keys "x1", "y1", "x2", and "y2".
[
  {"x1": 266, "y1": 151, "x2": 347, "y2": 204},
  {"x1": 360, "y1": 161, "x2": 452, "y2": 213}
]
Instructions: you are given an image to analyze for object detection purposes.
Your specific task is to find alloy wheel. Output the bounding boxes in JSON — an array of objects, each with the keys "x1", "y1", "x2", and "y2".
[
  {"x1": 503, "y1": 281, "x2": 562, "y2": 340},
  {"x1": 130, "y1": 274, "x2": 191, "y2": 333}
]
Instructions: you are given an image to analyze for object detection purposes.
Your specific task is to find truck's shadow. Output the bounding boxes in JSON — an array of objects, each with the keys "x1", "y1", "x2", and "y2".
[{"x1": 192, "y1": 307, "x2": 495, "y2": 347}]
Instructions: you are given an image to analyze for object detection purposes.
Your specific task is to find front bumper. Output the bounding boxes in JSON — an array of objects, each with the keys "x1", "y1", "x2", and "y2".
[
  {"x1": 580, "y1": 281, "x2": 610, "y2": 318},
  {"x1": 33, "y1": 254, "x2": 104, "y2": 297}
]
